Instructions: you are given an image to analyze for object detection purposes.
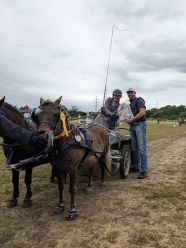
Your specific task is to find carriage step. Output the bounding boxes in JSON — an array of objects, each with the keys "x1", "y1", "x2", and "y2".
[
  {"x1": 111, "y1": 155, "x2": 122, "y2": 159},
  {"x1": 111, "y1": 149, "x2": 120, "y2": 153},
  {"x1": 112, "y1": 162, "x2": 120, "y2": 166}
]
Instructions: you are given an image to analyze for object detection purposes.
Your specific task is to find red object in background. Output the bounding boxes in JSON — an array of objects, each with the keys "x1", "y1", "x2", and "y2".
[{"x1": 23, "y1": 105, "x2": 30, "y2": 113}]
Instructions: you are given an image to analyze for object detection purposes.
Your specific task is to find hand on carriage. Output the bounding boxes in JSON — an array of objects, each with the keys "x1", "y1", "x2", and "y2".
[
  {"x1": 111, "y1": 113, "x2": 119, "y2": 120},
  {"x1": 125, "y1": 118, "x2": 134, "y2": 124}
]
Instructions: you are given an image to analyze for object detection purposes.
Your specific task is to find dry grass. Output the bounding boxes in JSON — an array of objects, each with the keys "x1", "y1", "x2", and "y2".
[{"x1": 0, "y1": 122, "x2": 186, "y2": 248}]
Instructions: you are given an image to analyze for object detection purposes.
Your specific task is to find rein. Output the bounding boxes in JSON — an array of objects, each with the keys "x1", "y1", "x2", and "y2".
[
  {"x1": 38, "y1": 121, "x2": 57, "y2": 130},
  {"x1": 0, "y1": 143, "x2": 22, "y2": 148}
]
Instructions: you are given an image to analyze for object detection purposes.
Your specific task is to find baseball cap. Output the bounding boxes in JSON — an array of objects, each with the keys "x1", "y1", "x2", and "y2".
[{"x1": 126, "y1": 88, "x2": 136, "y2": 93}]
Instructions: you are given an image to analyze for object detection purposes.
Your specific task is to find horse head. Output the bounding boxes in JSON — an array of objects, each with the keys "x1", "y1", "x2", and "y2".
[{"x1": 32, "y1": 96, "x2": 68, "y2": 141}]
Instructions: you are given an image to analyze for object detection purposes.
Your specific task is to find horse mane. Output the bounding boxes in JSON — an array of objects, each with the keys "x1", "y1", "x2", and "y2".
[
  {"x1": 40, "y1": 100, "x2": 55, "y2": 107},
  {"x1": 0, "y1": 101, "x2": 27, "y2": 128},
  {"x1": 3, "y1": 102, "x2": 24, "y2": 119},
  {"x1": 40, "y1": 100, "x2": 61, "y2": 111},
  {"x1": 42, "y1": 99, "x2": 53, "y2": 104}
]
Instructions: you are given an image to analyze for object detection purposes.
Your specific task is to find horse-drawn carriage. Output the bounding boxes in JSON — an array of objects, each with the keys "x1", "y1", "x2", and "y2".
[
  {"x1": 0, "y1": 96, "x2": 132, "y2": 219},
  {"x1": 109, "y1": 129, "x2": 131, "y2": 178},
  {"x1": 3, "y1": 116, "x2": 132, "y2": 180}
]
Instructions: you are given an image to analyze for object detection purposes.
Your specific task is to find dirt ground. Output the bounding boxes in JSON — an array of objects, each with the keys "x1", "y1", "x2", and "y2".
[{"x1": 0, "y1": 130, "x2": 186, "y2": 248}]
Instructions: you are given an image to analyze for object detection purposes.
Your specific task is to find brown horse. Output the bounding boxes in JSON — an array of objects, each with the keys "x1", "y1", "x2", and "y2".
[{"x1": 33, "y1": 97, "x2": 111, "y2": 220}]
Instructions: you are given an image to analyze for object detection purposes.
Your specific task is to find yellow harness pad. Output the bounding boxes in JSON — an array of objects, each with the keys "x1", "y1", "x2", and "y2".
[{"x1": 60, "y1": 112, "x2": 69, "y2": 137}]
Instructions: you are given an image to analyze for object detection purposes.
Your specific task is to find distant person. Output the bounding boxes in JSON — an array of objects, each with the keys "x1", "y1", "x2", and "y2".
[
  {"x1": 94, "y1": 89, "x2": 122, "y2": 129},
  {"x1": 124, "y1": 88, "x2": 148, "y2": 179},
  {"x1": 0, "y1": 114, "x2": 48, "y2": 148}
]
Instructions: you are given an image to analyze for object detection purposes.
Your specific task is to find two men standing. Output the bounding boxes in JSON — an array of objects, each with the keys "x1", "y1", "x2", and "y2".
[{"x1": 95, "y1": 87, "x2": 148, "y2": 179}]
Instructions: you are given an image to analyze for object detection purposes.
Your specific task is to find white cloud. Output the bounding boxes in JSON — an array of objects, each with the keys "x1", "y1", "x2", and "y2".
[{"x1": 0, "y1": 0, "x2": 186, "y2": 111}]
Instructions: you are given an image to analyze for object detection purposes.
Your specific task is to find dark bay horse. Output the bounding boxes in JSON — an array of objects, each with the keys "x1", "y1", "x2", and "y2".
[
  {"x1": 0, "y1": 97, "x2": 50, "y2": 207},
  {"x1": 33, "y1": 97, "x2": 111, "y2": 220}
]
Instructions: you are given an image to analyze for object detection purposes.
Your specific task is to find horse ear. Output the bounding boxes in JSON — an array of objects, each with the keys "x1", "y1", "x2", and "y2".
[
  {"x1": 55, "y1": 96, "x2": 62, "y2": 105},
  {"x1": 0, "y1": 96, "x2": 5, "y2": 107},
  {"x1": 40, "y1": 98, "x2": 44, "y2": 104}
]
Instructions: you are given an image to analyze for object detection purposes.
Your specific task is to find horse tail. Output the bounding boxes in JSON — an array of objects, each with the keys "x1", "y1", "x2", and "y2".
[
  {"x1": 100, "y1": 135, "x2": 112, "y2": 177},
  {"x1": 104, "y1": 147, "x2": 112, "y2": 176}
]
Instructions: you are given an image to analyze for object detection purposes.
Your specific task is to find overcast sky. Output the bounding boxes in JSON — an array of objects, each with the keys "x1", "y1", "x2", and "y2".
[{"x1": 0, "y1": 0, "x2": 186, "y2": 111}]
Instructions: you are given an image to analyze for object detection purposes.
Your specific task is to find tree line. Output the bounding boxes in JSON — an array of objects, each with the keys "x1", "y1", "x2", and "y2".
[
  {"x1": 67, "y1": 105, "x2": 186, "y2": 120},
  {"x1": 65, "y1": 105, "x2": 87, "y2": 117},
  {"x1": 146, "y1": 105, "x2": 186, "y2": 120},
  {"x1": 55, "y1": 104, "x2": 186, "y2": 120}
]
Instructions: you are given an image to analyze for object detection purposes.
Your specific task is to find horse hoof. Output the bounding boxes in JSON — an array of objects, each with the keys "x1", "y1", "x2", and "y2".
[
  {"x1": 54, "y1": 205, "x2": 65, "y2": 214},
  {"x1": 23, "y1": 199, "x2": 32, "y2": 208},
  {"x1": 66, "y1": 211, "x2": 77, "y2": 221},
  {"x1": 7, "y1": 199, "x2": 17, "y2": 208}
]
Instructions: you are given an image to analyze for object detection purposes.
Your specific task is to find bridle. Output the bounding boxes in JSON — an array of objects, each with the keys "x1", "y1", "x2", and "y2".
[
  {"x1": 37, "y1": 120, "x2": 58, "y2": 130},
  {"x1": 37, "y1": 111, "x2": 69, "y2": 141}
]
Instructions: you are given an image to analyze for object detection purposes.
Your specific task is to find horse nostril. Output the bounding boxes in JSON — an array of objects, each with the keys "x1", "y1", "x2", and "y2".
[{"x1": 38, "y1": 125, "x2": 52, "y2": 134}]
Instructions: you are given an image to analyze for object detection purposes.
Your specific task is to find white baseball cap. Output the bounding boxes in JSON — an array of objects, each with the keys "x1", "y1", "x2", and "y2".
[{"x1": 126, "y1": 88, "x2": 136, "y2": 93}]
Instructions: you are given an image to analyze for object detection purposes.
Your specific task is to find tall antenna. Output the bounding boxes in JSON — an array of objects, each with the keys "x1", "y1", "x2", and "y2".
[
  {"x1": 103, "y1": 24, "x2": 127, "y2": 105},
  {"x1": 94, "y1": 96, "x2": 99, "y2": 112},
  {"x1": 156, "y1": 101, "x2": 159, "y2": 109}
]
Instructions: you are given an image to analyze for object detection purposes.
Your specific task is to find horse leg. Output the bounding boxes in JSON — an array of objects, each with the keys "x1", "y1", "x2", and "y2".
[
  {"x1": 86, "y1": 167, "x2": 94, "y2": 192},
  {"x1": 54, "y1": 171, "x2": 65, "y2": 214},
  {"x1": 23, "y1": 168, "x2": 33, "y2": 208},
  {"x1": 7, "y1": 170, "x2": 19, "y2": 207},
  {"x1": 100, "y1": 148, "x2": 111, "y2": 185},
  {"x1": 100, "y1": 162, "x2": 105, "y2": 184},
  {"x1": 66, "y1": 170, "x2": 77, "y2": 220},
  {"x1": 50, "y1": 163, "x2": 57, "y2": 183}
]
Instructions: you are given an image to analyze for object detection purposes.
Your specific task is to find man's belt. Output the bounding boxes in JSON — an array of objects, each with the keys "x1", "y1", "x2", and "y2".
[{"x1": 131, "y1": 119, "x2": 146, "y2": 125}]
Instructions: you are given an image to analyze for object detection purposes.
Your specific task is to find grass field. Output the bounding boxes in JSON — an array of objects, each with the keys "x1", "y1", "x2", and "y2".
[
  {"x1": 0, "y1": 121, "x2": 186, "y2": 248},
  {"x1": 118, "y1": 120, "x2": 185, "y2": 142}
]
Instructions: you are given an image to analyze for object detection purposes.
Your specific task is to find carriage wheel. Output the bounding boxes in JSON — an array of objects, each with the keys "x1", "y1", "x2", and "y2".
[{"x1": 119, "y1": 144, "x2": 131, "y2": 179}]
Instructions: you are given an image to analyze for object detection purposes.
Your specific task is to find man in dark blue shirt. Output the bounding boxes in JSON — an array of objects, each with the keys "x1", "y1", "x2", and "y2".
[{"x1": 125, "y1": 88, "x2": 148, "y2": 179}]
